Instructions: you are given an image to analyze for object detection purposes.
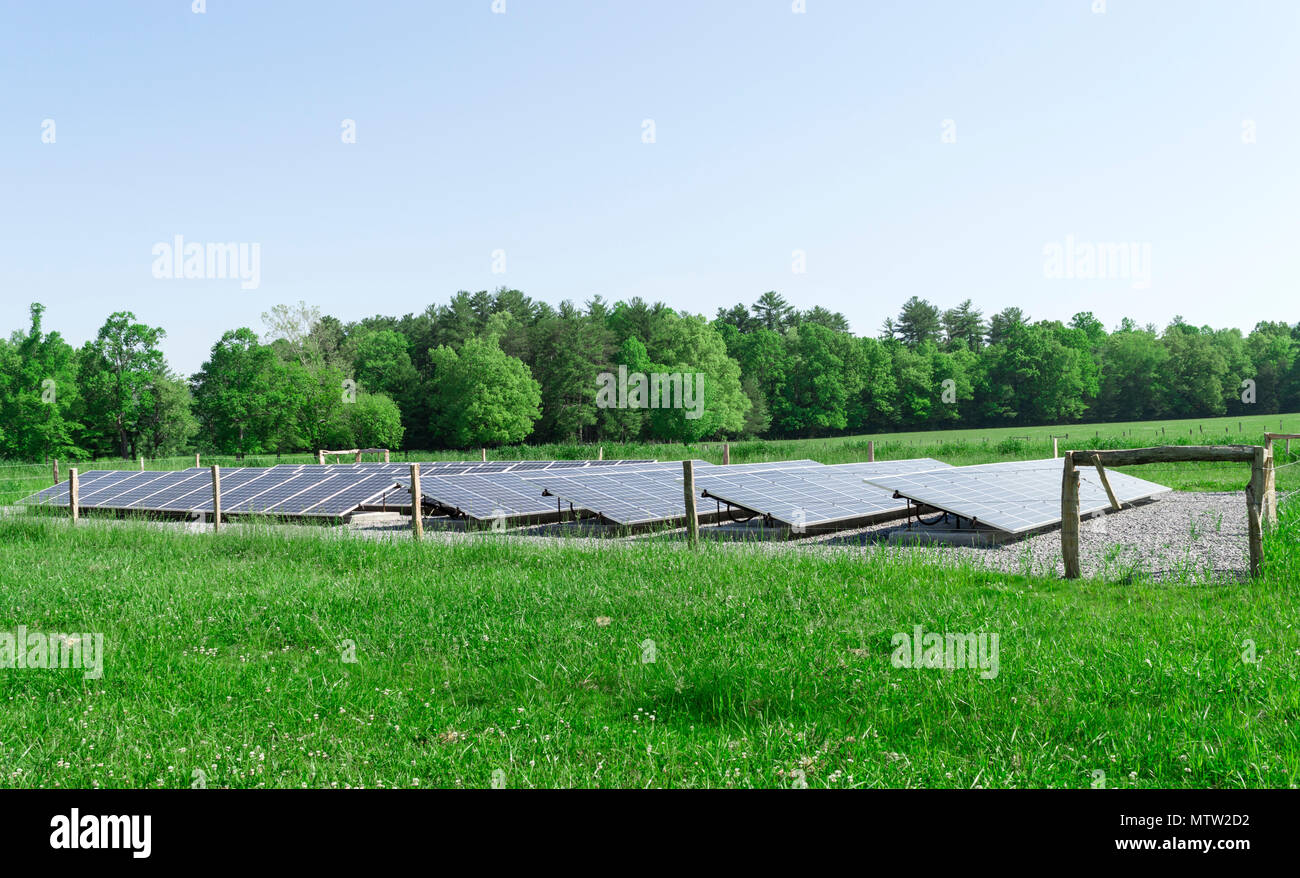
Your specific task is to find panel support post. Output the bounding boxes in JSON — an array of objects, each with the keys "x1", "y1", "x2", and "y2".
[
  {"x1": 1247, "y1": 446, "x2": 1266, "y2": 578},
  {"x1": 410, "y1": 463, "x2": 423, "y2": 541},
  {"x1": 1061, "y1": 454, "x2": 1080, "y2": 579},
  {"x1": 211, "y1": 465, "x2": 221, "y2": 532},
  {"x1": 682, "y1": 460, "x2": 699, "y2": 546},
  {"x1": 69, "y1": 468, "x2": 79, "y2": 524}
]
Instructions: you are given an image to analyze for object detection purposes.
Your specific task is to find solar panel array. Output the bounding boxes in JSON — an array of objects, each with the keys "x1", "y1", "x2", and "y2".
[
  {"x1": 21, "y1": 460, "x2": 655, "y2": 521},
  {"x1": 863, "y1": 458, "x2": 1171, "y2": 534},
  {"x1": 697, "y1": 458, "x2": 953, "y2": 528}
]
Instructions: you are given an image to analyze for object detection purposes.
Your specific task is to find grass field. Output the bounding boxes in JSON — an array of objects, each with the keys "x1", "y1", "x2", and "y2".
[
  {"x1": 0, "y1": 499, "x2": 1297, "y2": 789},
  {"x1": 3, "y1": 411, "x2": 1299, "y2": 505}
]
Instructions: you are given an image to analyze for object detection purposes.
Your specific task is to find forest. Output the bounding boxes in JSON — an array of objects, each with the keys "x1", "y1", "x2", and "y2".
[{"x1": 1, "y1": 292, "x2": 1297, "y2": 460}]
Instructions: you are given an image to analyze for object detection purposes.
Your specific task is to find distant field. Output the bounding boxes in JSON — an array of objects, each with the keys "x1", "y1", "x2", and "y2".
[
  {"x1": 4, "y1": 411, "x2": 1297, "y2": 504},
  {"x1": 0, "y1": 504, "x2": 1295, "y2": 789}
]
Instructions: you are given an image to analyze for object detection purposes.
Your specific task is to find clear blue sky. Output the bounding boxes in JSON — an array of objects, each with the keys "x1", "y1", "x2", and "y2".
[{"x1": 3, "y1": 0, "x2": 1296, "y2": 377}]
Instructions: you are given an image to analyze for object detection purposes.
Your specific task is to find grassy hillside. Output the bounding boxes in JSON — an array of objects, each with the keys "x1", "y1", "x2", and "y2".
[{"x1": 0, "y1": 504, "x2": 1296, "y2": 789}]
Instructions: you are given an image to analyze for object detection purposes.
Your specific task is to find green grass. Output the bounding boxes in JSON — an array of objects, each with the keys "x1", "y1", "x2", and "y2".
[
  {"x1": 4, "y1": 410, "x2": 1297, "y2": 504},
  {"x1": 0, "y1": 503, "x2": 1297, "y2": 789}
]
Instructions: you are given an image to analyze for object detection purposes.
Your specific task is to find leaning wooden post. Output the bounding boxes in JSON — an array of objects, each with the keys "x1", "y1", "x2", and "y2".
[
  {"x1": 52, "y1": 459, "x2": 59, "y2": 486},
  {"x1": 682, "y1": 460, "x2": 699, "y2": 546},
  {"x1": 1263, "y1": 437, "x2": 1277, "y2": 526},
  {"x1": 68, "y1": 468, "x2": 79, "y2": 524},
  {"x1": 1247, "y1": 447, "x2": 1266, "y2": 578},
  {"x1": 211, "y1": 465, "x2": 222, "y2": 532},
  {"x1": 722, "y1": 443, "x2": 731, "y2": 465},
  {"x1": 409, "y1": 463, "x2": 423, "y2": 541},
  {"x1": 1091, "y1": 453, "x2": 1121, "y2": 512},
  {"x1": 1061, "y1": 454, "x2": 1081, "y2": 579},
  {"x1": 868, "y1": 440, "x2": 875, "y2": 463}
]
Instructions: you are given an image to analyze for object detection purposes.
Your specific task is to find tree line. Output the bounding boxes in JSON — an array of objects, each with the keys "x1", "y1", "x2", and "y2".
[{"x1": 1, "y1": 292, "x2": 1297, "y2": 461}]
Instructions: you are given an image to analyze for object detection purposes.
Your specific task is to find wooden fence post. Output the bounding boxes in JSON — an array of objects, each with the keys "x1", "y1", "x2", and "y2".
[
  {"x1": 481, "y1": 448, "x2": 487, "y2": 462},
  {"x1": 139, "y1": 456, "x2": 145, "y2": 471},
  {"x1": 410, "y1": 463, "x2": 423, "y2": 541},
  {"x1": 318, "y1": 450, "x2": 325, "y2": 465},
  {"x1": 1052, "y1": 437, "x2": 1059, "y2": 459},
  {"x1": 598, "y1": 446, "x2": 603, "y2": 461},
  {"x1": 1061, "y1": 454, "x2": 1080, "y2": 578},
  {"x1": 52, "y1": 459, "x2": 59, "y2": 486},
  {"x1": 1247, "y1": 447, "x2": 1266, "y2": 577},
  {"x1": 69, "y1": 468, "x2": 79, "y2": 524},
  {"x1": 211, "y1": 465, "x2": 222, "y2": 532},
  {"x1": 195, "y1": 453, "x2": 201, "y2": 469},
  {"x1": 383, "y1": 449, "x2": 390, "y2": 463},
  {"x1": 682, "y1": 460, "x2": 699, "y2": 546},
  {"x1": 722, "y1": 443, "x2": 731, "y2": 465},
  {"x1": 868, "y1": 440, "x2": 875, "y2": 463}
]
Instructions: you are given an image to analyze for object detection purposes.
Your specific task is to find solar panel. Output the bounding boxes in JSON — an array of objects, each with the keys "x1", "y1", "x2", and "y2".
[
  {"x1": 22, "y1": 470, "x2": 135, "y2": 506},
  {"x1": 75, "y1": 471, "x2": 178, "y2": 507},
  {"x1": 404, "y1": 473, "x2": 549, "y2": 521},
  {"x1": 523, "y1": 465, "x2": 693, "y2": 525},
  {"x1": 120, "y1": 470, "x2": 213, "y2": 509},
  {"x1": 696, "y1": 459, "x2": 952, "y2": 529},
  {"x1": 523, "y1": 459, "x2": 828, "y2": 526},
  {"x1": 863, "y1": 458, "x2": 1171, "y2": 534},
  {"x1": 298, "y1": 474, "x2": 402, "y2": 516}
]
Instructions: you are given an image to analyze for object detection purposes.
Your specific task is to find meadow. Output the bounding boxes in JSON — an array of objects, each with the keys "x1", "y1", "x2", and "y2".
[
  {"x1": 0, "y1": 501, "x2": 1296, "y2": 789},
  {"x1": 2, "y1": 411, "x2": 1297, "y2": 789}
]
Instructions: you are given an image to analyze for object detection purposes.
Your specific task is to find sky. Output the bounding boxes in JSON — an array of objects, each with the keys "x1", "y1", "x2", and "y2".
[{"x1": 2, "y1": 0, "x2": 1297, "y2": 377}]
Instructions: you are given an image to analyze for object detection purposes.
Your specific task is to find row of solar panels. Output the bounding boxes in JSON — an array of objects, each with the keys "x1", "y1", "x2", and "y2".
[
  {"x1": 393, "y1": 458, "x2": 957, "y2": 528},
  {"x1": 22, "y1": 457, "x2": 1171, "y2": 534},
  {"x1": 397, "y1": 456, "x2": 1169, "y2": 533},
  {"x1": 287, "y1": 459, "x2": 653, "y2": 475},
  {"x1": 22, "y1": 459, "x2": 656, "y2": 519}
]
